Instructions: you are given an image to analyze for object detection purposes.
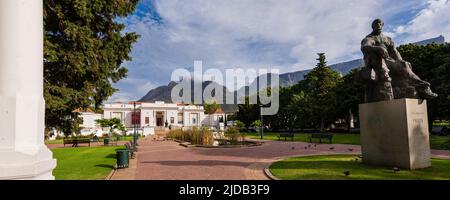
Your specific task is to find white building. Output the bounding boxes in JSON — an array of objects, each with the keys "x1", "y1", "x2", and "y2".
[
  {"x1": 73, "y1": 108, "x2": 103, "y2": 137},
  {"x1": 67, "y1": 101, "x2": 209, "y2": 137},
  {"x1": 103, "y1": 101, "x2": 207, "y2": 132},
  {"x1": 203, "y1": 108, "x2": 232, "y2": 130}
]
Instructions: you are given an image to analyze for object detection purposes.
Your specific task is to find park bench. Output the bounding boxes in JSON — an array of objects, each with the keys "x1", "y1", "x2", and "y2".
[
  {"x1": 278, "y1": 133, "x2": 295, "y2": 141},
  {"x1": 63, "y1": 138, "x2": 91, "y2": 147},
  {"x1": 309, "y1": 133, "x2": 333, "y2": 144},
  {"x1": 91, "y1": 136, "x2": 100, "y2": 142},
  {"x1": 431, "y1": 126, "x2": 449, "y2": 136},
  {"x1": 125, "y1": 143, "x2": 138, "y2": 159}
]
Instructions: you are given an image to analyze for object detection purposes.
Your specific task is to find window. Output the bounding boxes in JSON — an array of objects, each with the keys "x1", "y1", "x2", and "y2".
[
  {"x1": 145, "y1": 117, "x2": 149, "y2": 124},
  {"x1": 192, "y1": 118, "x2": 196, "y2": 124},
  {"x1": 170, "y1": 117, "x2": 174, "y2": 124},
  {"x1": 131, "y1": 112, "x2": 141, "y2": 125}
]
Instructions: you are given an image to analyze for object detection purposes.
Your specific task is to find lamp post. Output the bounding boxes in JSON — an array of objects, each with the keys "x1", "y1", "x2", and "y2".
[
  {"x1": 260, "y1": 105, "x2": 264, "y2": 140},
  {"x1": 133, "y1": 102, "x2": 138, "y2": 146}
]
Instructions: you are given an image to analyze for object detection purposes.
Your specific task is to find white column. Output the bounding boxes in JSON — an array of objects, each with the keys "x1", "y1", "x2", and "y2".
[{"x1": 0, "y1": 0, "x2": 56, "y2": 179}]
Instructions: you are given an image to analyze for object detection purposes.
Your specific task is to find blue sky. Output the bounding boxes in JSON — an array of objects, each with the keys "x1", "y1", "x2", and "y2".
[{"x1": 110, "y1": 0, "x2": 450, "y2": 102}]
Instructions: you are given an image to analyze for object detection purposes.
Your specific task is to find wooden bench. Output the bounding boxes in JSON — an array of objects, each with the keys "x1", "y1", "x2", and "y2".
[
  {"x1": 125, "y1": 143, "x2": 138, "y2": 159},
  {"x1": 278, "y1": 133, "x2": 294, "y2": 141},
  {"x1": 309, "y1": 133, "x2": 333, "y2": 144},
  {"x1": 91, "y1": 136, "x2": 100, "y2": 142},
  {"x1": 63, "y1": 138, "x2": 91, "y2": 147}
]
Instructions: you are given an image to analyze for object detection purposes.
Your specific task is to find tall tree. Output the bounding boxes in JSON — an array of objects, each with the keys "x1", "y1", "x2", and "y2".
[
  {"x1": 44, "y1": 0, "x2": 140, "y2": 135},
  {"x1": 235, "y1": 97, "x2": 260, "y2": 129},
  {"x1": 334, "y1": 68, "x2": 365, "y2": 131},
  {"x1": 304, "y1": 53, "x2": 342, "y2": 132},
  {"x1": 204, "y1": 101, "x2": 220, "y2": 114}
]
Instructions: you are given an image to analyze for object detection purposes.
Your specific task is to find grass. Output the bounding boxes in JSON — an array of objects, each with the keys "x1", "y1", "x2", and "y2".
[
  {"x1": 270, "y1": 155, "x2": 450, "y2": 180},
  {"x1": 433, "y1": 121, "x2": 449, "y2": 126},
  {"x1": 244, "y1": 132, "x2": 360, "y2": 145},
  {"x1": 430, "y1": 135, "x2": 450, "y2": 150},
  {"x1": 45, "y1": 135, "x2": 141, "y2": 145},
  {"x1": 51, "y1": 146, "x2": 124, "y2": 180},
  {"x1": 245, "y1": 132, "x2": 450, "y2": 150}
]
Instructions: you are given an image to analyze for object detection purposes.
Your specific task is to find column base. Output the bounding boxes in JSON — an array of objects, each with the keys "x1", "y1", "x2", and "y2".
[{"x1": 0, "y1": 146, "x2": 56, "y2": 180}]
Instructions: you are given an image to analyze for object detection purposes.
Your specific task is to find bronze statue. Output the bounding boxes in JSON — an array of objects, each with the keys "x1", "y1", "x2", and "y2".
[{"x1": 360, "y1": 19, "x2": 437, "y2": 102}]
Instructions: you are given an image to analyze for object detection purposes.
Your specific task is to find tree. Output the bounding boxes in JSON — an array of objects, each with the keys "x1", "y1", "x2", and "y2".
[
  {"x1": 234, "y1": 120, "x2": 246, "y2": 130},
  {"x1": 251, "y1": 120, "x2": 263, "y2": 129},
  {"x1": 44, "y1": 0, "x2": 140, "y2": 135},
  {"x1": 204, "y1": 101, "x2": 220, "y2": 114},
  {"x1": 334, "y1": 68, "x2": 365, "y2": 130},
  {"x1": 235, "y1": 97, "x2": 260, "y2": 129},
  {"x1": 96, "y1": 118, "x2": 125, "y2": 136},
  {"x1": 303, "y1": 53, "x2": 342, "y2": 132},
  {"x1": 266, "y1": 86, "x2": 296, "y2": 130}
]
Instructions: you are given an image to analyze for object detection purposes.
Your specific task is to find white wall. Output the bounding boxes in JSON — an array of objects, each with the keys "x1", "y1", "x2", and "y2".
[{"x1": 103, "y1": 102, "x2": 207, "y2": 128}]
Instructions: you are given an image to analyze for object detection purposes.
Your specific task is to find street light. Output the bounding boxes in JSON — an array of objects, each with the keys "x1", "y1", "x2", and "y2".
[
  {"x1": 133, "y1": 102, "x2": 138, "y2": 146},
  {"x1": 260, "y1": 105, "x2": 264, "y2": 140}
]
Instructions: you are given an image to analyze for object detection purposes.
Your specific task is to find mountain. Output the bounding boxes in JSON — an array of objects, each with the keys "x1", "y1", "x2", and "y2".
[
  {"x1": 413, "y1": 35, "x2": 445, "y2": 46},
  {"x1": 139, "y1": 80, "x2": 238, "y2": 113},
  {"x1": 137, "y1": 36, "x2": 445, "y2": 111},
  {"x1": 278, "y1": 59, "x2": 365, "y2": 87}
]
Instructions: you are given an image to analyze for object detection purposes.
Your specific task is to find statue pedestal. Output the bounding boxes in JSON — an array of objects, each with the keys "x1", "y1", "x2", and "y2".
[{"x1": 359, "y1": 98, "x2": 431, "y2": 169}]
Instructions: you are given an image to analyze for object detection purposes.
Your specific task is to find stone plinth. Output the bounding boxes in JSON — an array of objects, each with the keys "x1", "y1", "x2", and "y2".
[{"x1": 359, "y1": 98, "x2": 431, "y2": 170}]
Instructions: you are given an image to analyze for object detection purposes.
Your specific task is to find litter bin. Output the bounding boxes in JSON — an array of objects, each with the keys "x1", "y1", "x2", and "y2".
[
  {"x1": 116, "y1": 150, "x2": 129, "y2": 169},
  {"x1": 104, "y1": 138, "x2": 110, "y2": 145}
]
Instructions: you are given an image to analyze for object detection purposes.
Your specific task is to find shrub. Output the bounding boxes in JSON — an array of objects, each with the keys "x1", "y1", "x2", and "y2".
[
  {"x1": 168, "y1": 127, "x2": 214, "y2": 146},
  {"x1": 234, "y1": 120, "x2": 246, "y2": 130},
  {"x1": 225, "y1": 126, "x2": 242, "y2": 143}
]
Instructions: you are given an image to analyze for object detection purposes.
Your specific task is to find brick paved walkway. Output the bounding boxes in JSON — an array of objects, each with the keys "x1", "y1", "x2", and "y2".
[{"x1": 107, "y1": 136, "x2": 450, "y2": 180}]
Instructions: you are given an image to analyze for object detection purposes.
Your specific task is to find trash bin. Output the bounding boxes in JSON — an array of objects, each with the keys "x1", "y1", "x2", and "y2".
[
  {"x1": 116, "y1": 150, "x2": 129, "y2": 169},
  {"x1": 104, "y1": 138, "x2": 110, "y2": 145}
]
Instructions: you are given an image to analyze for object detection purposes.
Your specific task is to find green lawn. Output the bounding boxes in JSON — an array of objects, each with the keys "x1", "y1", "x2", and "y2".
[
  {"x1": 51, "y1": 146, "x2": 124, "y2": 180},
  {"x1": 433, "y1": 121, "x2": 449, "y2": 126},
  {"x1": 245, "y1": 132, "x2": 360, "y2": 145},
  {"x1": 45, "y1": 139, "x2": 64, "y2": 144},
  {"x1": 245, "y1": 132, "x2": 450, "y2": 150},
  {"x1": 45, "y1": 135, "x2": 140, "y2": 145},
  {"x1": 270, "y1": 155, "x2": 450, "y2": 180}
]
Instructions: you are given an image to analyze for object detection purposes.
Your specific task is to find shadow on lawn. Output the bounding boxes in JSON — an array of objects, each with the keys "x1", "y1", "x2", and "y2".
[
  {"x1": 106, "y1": 153, "x2": 117, "y2": 159},
  {"x1": 95, "y1": 164, "x2": 115, "y2": 169}
]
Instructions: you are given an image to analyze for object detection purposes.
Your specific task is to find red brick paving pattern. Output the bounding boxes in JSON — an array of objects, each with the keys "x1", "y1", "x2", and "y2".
[
  {"x1": 133, "y1": 137, "x2": 450, "y2": 180},
  {"x1": 49, "y1": 136, "x2": 450, "y2": 180}
]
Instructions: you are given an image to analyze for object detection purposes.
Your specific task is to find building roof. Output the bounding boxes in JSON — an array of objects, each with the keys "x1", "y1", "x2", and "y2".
[
  {"x1": 73, "y1": 108, "x2": 96, "y2": 113},
  {"x1": 209, "y1": 108, "x2": 225, "y2": 115}
]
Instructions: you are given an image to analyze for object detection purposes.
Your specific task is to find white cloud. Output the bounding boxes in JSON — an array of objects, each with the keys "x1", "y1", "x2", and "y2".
[
  {"x1": 112, "y1": 0, "x2": 434, "y2": 101},
  {"x1": 395, "y1": 0, "x2": 450, "y2": 43},
  {"x1": 109, "y1": 78, "x2": 159, "y2": 102}
]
